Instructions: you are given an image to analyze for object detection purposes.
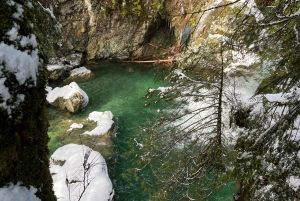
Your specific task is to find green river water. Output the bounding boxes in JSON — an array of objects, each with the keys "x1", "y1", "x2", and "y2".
[{"x1": 47, "y1": 61, "x2": 235, "y2": 201}]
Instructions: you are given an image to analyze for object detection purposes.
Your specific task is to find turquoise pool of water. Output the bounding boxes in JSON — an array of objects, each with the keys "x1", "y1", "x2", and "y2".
[{"x1": 47, "y1": 61, "x2": 235, "y2": 200}]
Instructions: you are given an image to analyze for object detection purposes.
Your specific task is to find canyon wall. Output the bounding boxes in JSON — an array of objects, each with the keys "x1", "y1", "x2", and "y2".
[{"x1": 52, "y1": 0, "x2": 229, "y2": 63}]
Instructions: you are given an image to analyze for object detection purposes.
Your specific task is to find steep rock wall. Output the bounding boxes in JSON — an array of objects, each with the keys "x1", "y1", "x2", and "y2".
[
  {"x1": 52, "y1": 0, "x2": 230, "y2": 63},
  {"x1": 52, "y1": 0, "x2": 176, "y2": 61}
]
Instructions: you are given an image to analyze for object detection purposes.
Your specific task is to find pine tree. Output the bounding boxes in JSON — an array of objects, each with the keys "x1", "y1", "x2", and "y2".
[
  {"x1": 0, "y1": 0, "x2": 59, "y2": 200},
  {"x1": 126, "y1": 39, "x2": 238, "y2": 200},
  {"x1": 230, "y1": 0, "x2": 300, "y2": 200}
]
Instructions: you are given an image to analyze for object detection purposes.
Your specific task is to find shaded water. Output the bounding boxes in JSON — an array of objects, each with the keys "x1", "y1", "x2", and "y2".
[{"x1": 47, "y1": 61, "x2": 235, "y2": 200}]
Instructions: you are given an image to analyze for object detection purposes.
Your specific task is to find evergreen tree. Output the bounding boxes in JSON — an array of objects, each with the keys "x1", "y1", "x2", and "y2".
[
  {"x1": 127, "y1": 39, "x2": 238, "y2": 200},
  {"x1": 230, "y1": 0, "x2": 300, "y2": 200},
  {"x1": 0, "y1": 0, "x2": 59, "y2": 200},
  {"x1": 127, "y1": 0, "x2": 300, "y2": 200}
]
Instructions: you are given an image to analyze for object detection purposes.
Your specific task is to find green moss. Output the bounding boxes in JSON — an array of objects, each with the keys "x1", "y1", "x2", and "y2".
[{"x1": 189, "y1": 16, "x2": 197, "y2": 26}]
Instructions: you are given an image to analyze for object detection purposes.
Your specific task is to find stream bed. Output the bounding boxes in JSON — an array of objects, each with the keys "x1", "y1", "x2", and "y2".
[{"x1": 47, "y1": 61, "x2": 235, "y2": 201}]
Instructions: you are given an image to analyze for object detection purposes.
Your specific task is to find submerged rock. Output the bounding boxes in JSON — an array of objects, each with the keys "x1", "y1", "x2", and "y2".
[
  {"x1": 46, "y1": 82, "x2": 89, "y2": 113},
  {"x1": 50, "y1": 143, "x2": 114, "y2": 201},
  {"x1": 64, "y1": 66, "x2": 95, "y2": 83}
]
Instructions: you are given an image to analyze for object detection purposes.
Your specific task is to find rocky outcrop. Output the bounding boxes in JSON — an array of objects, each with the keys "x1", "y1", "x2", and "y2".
[
  {"x1": 46, "y1": 82, "x2": 89, "y2": 113},
  {"x1": 51, "y1": 0, "x2": 176, "y2": 62},
  {"x1": 49, "y1": 0, "x2": 234, "y2": 65},
  {"x1": 63, "y1": 66, "x2": 95, "y2": 83},
  {"x1": 47, "y1": 64, "x2": 67, "y2": 81}
]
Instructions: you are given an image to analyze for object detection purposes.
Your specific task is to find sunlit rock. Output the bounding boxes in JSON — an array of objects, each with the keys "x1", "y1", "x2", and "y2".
[
  {"x1": 47, "y1": 65, "x2": 67, "y2": 81},
  {"x1": 64, "y1": 66, "x2": 95, "y2": 83},
  {"x1": 46, "y1": 82, "x2": 89, "y2": 113}
]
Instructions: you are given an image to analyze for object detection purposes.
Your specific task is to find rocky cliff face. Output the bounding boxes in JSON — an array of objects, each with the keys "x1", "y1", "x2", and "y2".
[
  {"x1": 51, "y1": 0, "x2": 230, "y2": 64},
  {"x1": 51, "y1": 0, "x2": 176, "y2": 62}
]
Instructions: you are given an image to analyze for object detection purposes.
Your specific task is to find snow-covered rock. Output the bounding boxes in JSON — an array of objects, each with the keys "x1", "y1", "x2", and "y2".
[
  {"x1": 46, "y1": 82, "x2": 89, "y2": 113},
  {"x1": 47, "y1": 65, "x2": 67, "y2": 81},
  {"x1": 84, "y1": 111, "x2": 114, "y2": 135},
  {"x1": 50, "y1": 144, "x2": 114, "y2": 201},
  {"x1": 64, "y1": 66, "x2": 95, "y2": 83},
  {"x1": 49, "y1": 53, "x2": 83, "y2": 68},
  {"x1": 0, "y1": 183, "x2": 41, "y2": 201},
  {"x1": 67, "y1": 123, "x2": 84, "y2": 132}
]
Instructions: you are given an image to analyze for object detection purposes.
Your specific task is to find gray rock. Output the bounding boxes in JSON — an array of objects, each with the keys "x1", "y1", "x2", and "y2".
[
  {"x1": 64, "y1": 66, "x2": 95, "y2": 83},
  {"x1": 47, "y1": 65, "x2": 67, "y2": 81}
]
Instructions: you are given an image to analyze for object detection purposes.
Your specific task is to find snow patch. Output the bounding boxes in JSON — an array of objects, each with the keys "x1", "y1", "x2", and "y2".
[
  {"x1": 84, "y1": 111, "x2": 114, "y2": 135},
  {"x1": 67, "y1": 123, "x2": 84, "y2": 132},
  {"x1": 12, "y1": 3, "x2": 24, "y2": 19},
  {"x1": 225, "y1": 51, "x2": 259, "y2": 72},
  {"x1": 287, "y1": 176, "x2": 300, "y2": 192},
  {"x1": 6, "y1": 25, "x2": 19, "y2": 41},
  {"x1": 45, "y1": 86, "x2": 52, "y2": 93},
  {"x1": 0, "y1": 41, "x2": 40, "y2": 115},
  {"x1": 0, "y1": 42, "x2": 39, "y2": 85},
  {"x1": 50, "y1": 144, "x2": 114, "y2": 201},
  {"x1": 0, "y1": 182, "x2": 40, "y2": 201},
  {"x1": 47, "y1": 65, "x2": 66, "y2": 71},
  {"x1": 20, "y1": 34, "x2": 37, "y2": 48}
]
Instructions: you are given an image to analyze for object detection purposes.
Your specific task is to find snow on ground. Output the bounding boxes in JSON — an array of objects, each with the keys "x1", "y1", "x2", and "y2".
[
  {"x1": 50, "y1": 144, "x2": 114, "y2": 201},
  {"x1": 84, "y1": 111, "x2": 114, "y2": 135},
  {"x1": 0, "y1": 183, "x2": 40, "y2": 201},
  {"x1": 46, "y1": 82, "x2": 89, "y2": 107}
]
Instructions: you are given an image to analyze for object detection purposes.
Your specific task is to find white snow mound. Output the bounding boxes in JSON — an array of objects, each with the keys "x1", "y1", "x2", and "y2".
[
  {"x1": 50, "y1": 144, "x2": 114, "y2": 201},
  {"x1": 84, "y1": 111, "x2": 114, "y2": 135}
]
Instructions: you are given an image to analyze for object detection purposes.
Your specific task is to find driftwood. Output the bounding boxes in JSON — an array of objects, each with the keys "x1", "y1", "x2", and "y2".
[
  {"x1": 121, "y1": 43, "x2": 182, "y2": 65},
  {"x1": 121, "y1": 58, "x2": 181, "y2": 64}
]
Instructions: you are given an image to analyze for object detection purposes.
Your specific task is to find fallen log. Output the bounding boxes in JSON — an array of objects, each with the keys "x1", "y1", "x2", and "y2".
[{"x1": 121, "y1": 58, "x2": 182, "y2": 63}]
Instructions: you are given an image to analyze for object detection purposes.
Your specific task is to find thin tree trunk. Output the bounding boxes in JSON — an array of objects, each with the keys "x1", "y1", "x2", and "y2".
[{"x1": 216, "y1": 47, "x2": 224, "y2": 146}]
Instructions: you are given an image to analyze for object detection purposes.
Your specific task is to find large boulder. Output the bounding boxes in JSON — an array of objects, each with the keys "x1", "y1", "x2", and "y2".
[
  {"x1": 50, "y1": 144, "x2": 114, "y2": 201},
  {"x1": 63, "y1": 66, "x2": 95, "y2": 83},
  {"x1": 46, "y1": 82, "x2": 89, "y2": 113}
]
